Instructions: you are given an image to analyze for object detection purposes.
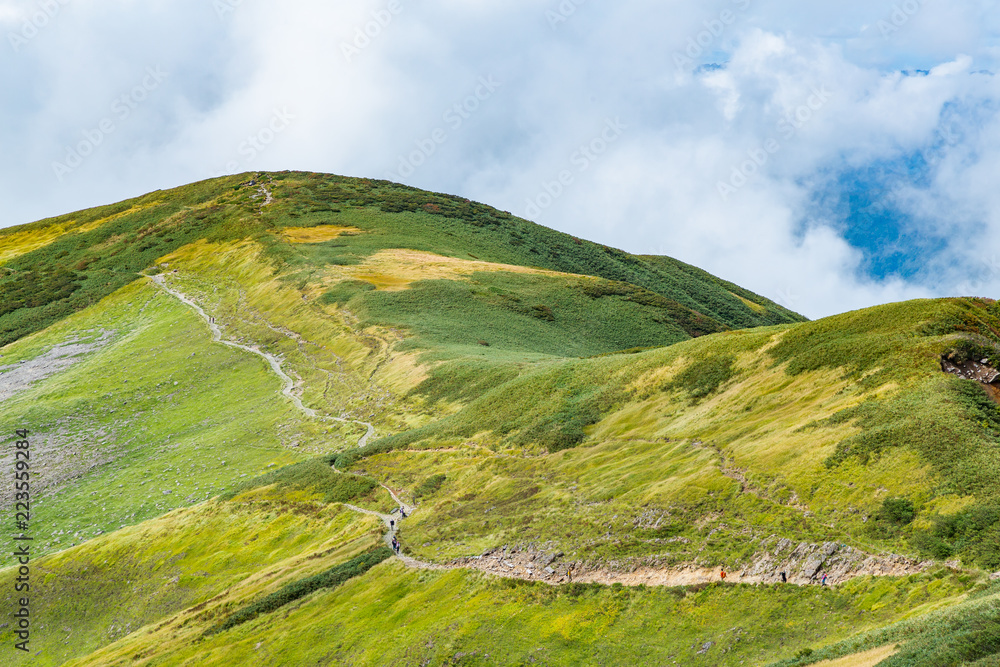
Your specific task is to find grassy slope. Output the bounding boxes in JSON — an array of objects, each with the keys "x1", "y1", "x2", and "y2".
[
  {"x1": 0, "y1": 177, "x2": 250, "y2": 347},
  {"x1": 768, "y1": 581, "x2": 1000, "y2": 667},
  {"x1": 2, "y1": 173, "x2": 998, "y2": 665},
  {"x1": 361, "y1": 299, "x2": 1000, "y2": 573},
  {"x1": 16, "y1": 284, "x2": 994, "y2": 665},
  {"x1": 0, "y1": 278, "x2": 369, "y2": 568},
  {"x1": 261, "y1": 173, "x2": 804, "y2": 330},
  {"x1": 65, "y1": 563, "x2": 978, "y2": 667},
  {"x1": 0, "y1": 485, "x2": 383, "y2": 666},
  {"x1": 0, "y1": 171, "x2": 804, "y2": 354}
]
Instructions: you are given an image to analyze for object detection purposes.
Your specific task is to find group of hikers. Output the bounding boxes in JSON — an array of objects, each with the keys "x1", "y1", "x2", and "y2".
[
  {"x1": 719, "y1": 569, "x2": 828, "y2": 586},
  {"x1": 390, "y1": 506, "x2": 407, "y2": 555}
]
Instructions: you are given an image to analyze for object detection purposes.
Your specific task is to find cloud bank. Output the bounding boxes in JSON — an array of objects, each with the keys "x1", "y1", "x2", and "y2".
[{"x1": 1, "y1": 0, "x2": 999, "y2": 318}]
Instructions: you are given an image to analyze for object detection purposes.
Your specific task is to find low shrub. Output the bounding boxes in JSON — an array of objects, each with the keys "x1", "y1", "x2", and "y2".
[
  {"x1": 222, "y1": 457, "x2": 377, "y2": 504},
  {"x1": 204, "y1": 547, "x2": 392, "y2": 637},
  {"x1": 414, "y1": 474, "x2": 446, "y2": 499},
  {"x1": 668, "y1": 354, "x2": 737, "y2": 399}
]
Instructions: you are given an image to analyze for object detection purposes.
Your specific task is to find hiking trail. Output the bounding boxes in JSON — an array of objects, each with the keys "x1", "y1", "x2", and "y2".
[
  {"x1": 147, "y1": 272, "x2": 937, "y2": 592},
  {"x1": 147, "y1": 274, "x2": 375, "y2": 446}
]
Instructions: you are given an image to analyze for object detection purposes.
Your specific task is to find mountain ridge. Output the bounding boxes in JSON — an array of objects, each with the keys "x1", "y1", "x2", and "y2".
[
  {"x1": 0, "y1": 171, "x2": 803, "y2": 351},
  {"x1": 1, "y1": 172, "x2": 998, "y2": 666}
]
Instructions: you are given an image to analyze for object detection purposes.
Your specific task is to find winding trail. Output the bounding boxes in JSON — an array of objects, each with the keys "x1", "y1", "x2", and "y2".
[
  {"x1": 146, "y1": 273, "x2": 937, "y2": 591},
  {"x1": 147, "y1": 273, "x2": 438, "y2": 566},
  {"x1": 248, "y1": 176, "x2": 274, "y2": 213},
  {"x1": 341, "y1": 501, "x2": 444, "y2": 571},
  {"x1": 147, "y1": 274, "x2": 375, "y2": 445}
]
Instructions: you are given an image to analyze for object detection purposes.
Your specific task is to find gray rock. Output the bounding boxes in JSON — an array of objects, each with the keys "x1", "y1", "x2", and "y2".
[
  {"x1": 773, "y1": 538, "x2": 792, "y2": 555},
  {"x1": 800, "y1": 542, "x2": 839, "y2": 578}
]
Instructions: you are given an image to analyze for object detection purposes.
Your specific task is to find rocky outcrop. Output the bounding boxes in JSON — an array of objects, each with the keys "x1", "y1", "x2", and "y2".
[
  {"x1": 735, "y1": 537, "x2": 927, "y2": 585},
  {"x1": 449, "y1": 538, "x2": 929, "y2": 587},
  {"x1": 941, "y1": 355, "x2": 1000, "y2": 385}
]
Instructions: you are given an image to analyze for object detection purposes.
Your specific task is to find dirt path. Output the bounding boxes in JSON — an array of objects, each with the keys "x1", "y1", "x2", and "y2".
[
  {"x1": 693, "y1": 440, "x2": 811, "y2": 513},
  {"x1": 247, "y1": 175, "x2": 274, "y2": 213},
  {"x1": 147, "y1": 273, "x2": 937, "y2": 592},
  {"x1": 341, "y1": 501, "x2": 444, "y2": 570},
  {"x1": 147, "y1": 274, "x2": 375, "y2": 447}
]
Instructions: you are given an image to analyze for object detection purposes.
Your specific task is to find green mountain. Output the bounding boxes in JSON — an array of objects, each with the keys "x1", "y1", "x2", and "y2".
[{"x1": 1, "y1": 172, "x2": 997, "y2": 666}]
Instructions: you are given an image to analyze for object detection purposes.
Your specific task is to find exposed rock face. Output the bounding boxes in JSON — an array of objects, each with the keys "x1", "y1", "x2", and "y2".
[
  {"x1": 941, "y1": 356, "x2": 1000, "y2": 385},
  {"x1": 449, "y1": 538, "x2": 928, "y2": 587},
  {"x1": 735, "y1": 538, "x2": 926, "y2": 585}
]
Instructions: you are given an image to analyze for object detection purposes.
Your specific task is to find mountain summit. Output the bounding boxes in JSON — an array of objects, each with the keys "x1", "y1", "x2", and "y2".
[{"x1": 1, "y1": 172, "x2": 997, "y2": 666}]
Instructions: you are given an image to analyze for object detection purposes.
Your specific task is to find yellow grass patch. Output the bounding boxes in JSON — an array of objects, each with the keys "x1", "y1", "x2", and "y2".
[
  {"x1": 812, "y1": 644, "x2": 898, "y2": 667},
  {"x1": 280, "y1": 225, "x2": 364, "y2": 244},
  {"x1": 333, "y1": 248, "x2": 583, "y2": 291},
  {"x1": 0, "y1": 202, "x2": 159, "y2": 264},
  {"x1": 913, "y1": 493, "x2": 979, "y2": 530},
  {"x1": 375, "y1": 349, "x2": 431, "y2": 395},
  {"x1": 626, "y1": 356, "x2": 688, "y2": 394},
  {"x1": 733, "y1": 292, "x2": 767, "y2": 313},
  {"x1": 591, "y1": 350, "x2": 933, "y2": 514}
]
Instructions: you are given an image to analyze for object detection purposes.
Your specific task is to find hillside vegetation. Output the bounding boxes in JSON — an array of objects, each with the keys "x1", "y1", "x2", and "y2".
[
  {"x1": 0, "y1": 173, "x2": 997, "y2": 666},
  {"x1": 0, "y1": 171, "x2": 802, "y2": 350}
]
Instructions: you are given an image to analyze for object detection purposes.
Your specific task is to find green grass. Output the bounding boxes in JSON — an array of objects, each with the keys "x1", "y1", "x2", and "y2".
[
  {"x1": 0, "y1": 170, "x2": 804, "y2": 355},
  {"x1": 767, "y1": 581, "x2": 1000, "y2": 667},
  {"x1": 221, "y1": 456, "x2": 379, "y2": 504},
  {"x1": 333, "y1": 297, "x2": 1000, "y2": 572},
  {"x1": 668, "y1": 351, "x2": 737, "y2": 399},
  {"x1": 66, "y1": 562, "x2": 975, "y2": 666},
  {"x1": 204, "y1": 546, "x2": 393, "y2": 637},
  {"x1": 0, "y1": 175, "x2": 257, "y2": 347},
  {"x1": 4, "y1": 173, "x2": 1000, "y2": 665},
  {"x1": 0, "y1": 279, "x2": 347, "y2": 567},
  {"x1": 414, "y1": 473, "x2": 447, "y2": 499},
  {"x1": 0, "y1": 488, "x2": 382, "y2": 666},
  {"x1": 342, "y1": 271, "x2": 697, "y2": 357},
  {"x1": 261, "y1": 172, "x2": 805, "y2": 332}
]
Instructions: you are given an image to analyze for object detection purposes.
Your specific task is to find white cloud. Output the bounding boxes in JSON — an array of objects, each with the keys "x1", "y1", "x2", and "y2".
[{"x1": 1, "y1": 0, "x2": 999, "y2": 318}]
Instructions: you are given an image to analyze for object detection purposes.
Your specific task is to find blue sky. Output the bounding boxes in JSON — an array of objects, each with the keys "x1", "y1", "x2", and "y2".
[{"x1": 1, "y1": 0, "x2": 999, "y2": 318}]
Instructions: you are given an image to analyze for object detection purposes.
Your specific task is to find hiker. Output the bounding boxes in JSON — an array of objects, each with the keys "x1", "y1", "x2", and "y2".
[
  {"x1": 720, "y1": 569, "x2": 726, "y2": 581},
  {"x1": 821, "y1": 574, "x2": 828, "y2": 586},
  {"x1": 390, "y1": 519, "x2": 395, "y2": 531},
  {"x1": 400, "y1": 506, "x2": 407, "y2": 518},
  {"x1": 780, "y1": 571, "x2": 787, "y2": 583}
]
